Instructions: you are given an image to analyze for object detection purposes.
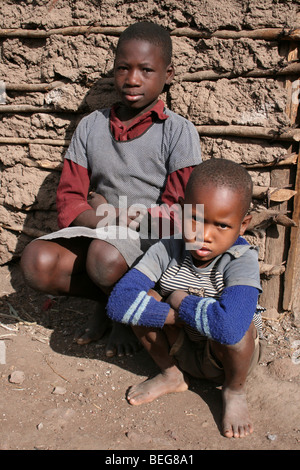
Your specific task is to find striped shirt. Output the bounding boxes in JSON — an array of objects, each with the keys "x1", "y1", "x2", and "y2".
[{"x1": 136, "y1": 236, "x2": 264, "y2": 341}]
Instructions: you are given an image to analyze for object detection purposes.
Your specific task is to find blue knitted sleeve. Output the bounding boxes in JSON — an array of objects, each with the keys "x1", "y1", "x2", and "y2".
[
  {"x1": 178, "y1": 285, "x2": 259, "y2": 345},
  {"x1": 106, "y1": 268, "x2": 170, "y2": 328}
]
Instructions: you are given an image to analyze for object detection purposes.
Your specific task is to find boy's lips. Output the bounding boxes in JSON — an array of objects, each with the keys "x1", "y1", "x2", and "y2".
[
  {"x1": 123, "y1": 92, "x2": 143, "y2": 102},
  {"x1": 195, "y1": 246, "x2": 211, "y2": 257}
]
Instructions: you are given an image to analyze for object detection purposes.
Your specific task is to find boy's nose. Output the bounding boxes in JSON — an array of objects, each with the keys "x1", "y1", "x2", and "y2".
[
  {"x1": 126, "y1": 69, "x2": 142, "y2": 86},
  {"x1": 203, "y1": 225, "x2": 213, "y2": 242}
]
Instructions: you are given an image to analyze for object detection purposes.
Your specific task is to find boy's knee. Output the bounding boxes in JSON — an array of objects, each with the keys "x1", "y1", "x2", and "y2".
[
  {"x1": 212, "y1": 324, "x2": 257, "y2": 358},
  {"x1": 20, "y1": 241, "x2": 58, "y2": 289},
  {"x1": 86, "y1": 240, "x2": 127, "y2": 287}
]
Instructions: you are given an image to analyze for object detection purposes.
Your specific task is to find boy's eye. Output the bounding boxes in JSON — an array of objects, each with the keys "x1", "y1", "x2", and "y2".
[
  {"x1": 218, "y1": 223, "x2": 228, "y2": 229},
  {"x1": 115, "y1": 64, "x2": 127, "y2": 71}
]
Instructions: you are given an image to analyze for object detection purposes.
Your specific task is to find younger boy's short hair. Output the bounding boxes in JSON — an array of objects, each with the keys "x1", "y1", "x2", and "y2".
[
  {"x1": 186, "y1": 158, "x2": 253, "y2": 216},
  {"x1": 116, "y1": 22, "x2": 173, "y2": 65}
]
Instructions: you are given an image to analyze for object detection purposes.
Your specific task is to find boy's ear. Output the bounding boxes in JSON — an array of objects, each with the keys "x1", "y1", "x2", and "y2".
[
  {"x1": 239, "y1": 214, "x2": 252, "y2": 235},
  {"x1": 165, "y1": 63, "x2": 175, "y2": 85}
]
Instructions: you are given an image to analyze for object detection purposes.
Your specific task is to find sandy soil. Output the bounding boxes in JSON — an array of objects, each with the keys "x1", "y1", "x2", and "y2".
[{"x1": 0, "y1": 261, "x2": 299, "y2": 452}]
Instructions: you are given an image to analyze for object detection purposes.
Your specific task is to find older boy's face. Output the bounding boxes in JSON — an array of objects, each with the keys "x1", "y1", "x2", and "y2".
[
  {"x1": 182, "y1": 185, "x2": 251, "y2": 268},
  {"x1": 114, "y1": 39, "x2": 174, "y2": 116}
]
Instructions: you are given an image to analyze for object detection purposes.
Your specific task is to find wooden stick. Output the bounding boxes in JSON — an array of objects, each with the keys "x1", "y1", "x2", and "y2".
[
  {"x1": 0, "y1": 104, "x2": 80, "y2": 113},
  {"x1": 244, "y1": 153, "x2": 298, "y2": 168},
  {"x1": 252, "y1": 186, "x2": 275, "y2": 199},
  {"x1": 3, "y1": 62, "x2": 300, "y2": 95},
  {"x1": 5, "y1": 78, "x2": 114, "y2": 92},
  {"x1": 1, "y1": 126, "x2": 299, "y2": 147},
  {"x1": 259, "y1": 262, "x2": 286, "y2": 276},
  {"x1": 5, "y1": 81, "x2": 66, "y2": 92},
  {"x1": 252, "y1": 186, "x2": 297, "y2": 201},
  {"x1": 44, "y1": 356, "x2": 71, "y2": 383},
  {"x1": 0, "y1": 25, "x2": 125, "y2": 38},
  {"x1": 0, "y1": 137, "x2": 70, "y2": 146},
  {"x1": 283, "y1": 151, "x2": 300, "y2": 320},
  {"x1": 247, "y1": 209, "x2": 297, "y2": 235},
  {"x1": 181, "y1": 61, "x2": 300, "y2": 82},
  {"x1": 282, "y1": 44, "x2": 300, "y2": 322},
  {"x1": 196, "y1": 125, "x2": 300, "y2": 141},
  {"x1": 171, "y1": 27, "x2": 300, "y2": 41},
  {"x1": 0, "y1": 26, "x2": 299, "y2": 41},
  {"x1": 21, "y1": 158, "x2": 63, "y2": 171}
]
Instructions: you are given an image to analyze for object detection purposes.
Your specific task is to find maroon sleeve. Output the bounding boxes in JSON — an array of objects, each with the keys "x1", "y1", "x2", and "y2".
[
  {"x1": 56, "y1": 159, "x2": 92, "y2": 229},
  {"x1": 161, "y1": 166, "x2": 194, "y2": 206},
  {"x1": 149, "y1": 166, "x2": 195, "y2": 236}
]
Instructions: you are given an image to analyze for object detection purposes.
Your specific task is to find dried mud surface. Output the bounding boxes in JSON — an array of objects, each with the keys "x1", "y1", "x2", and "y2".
[
  {"x1": 0, "y1": 262, "x2": 299, "y2": 452},
  {"x1": 1, "y1": 2, "x2": 300, "y2": 453}
]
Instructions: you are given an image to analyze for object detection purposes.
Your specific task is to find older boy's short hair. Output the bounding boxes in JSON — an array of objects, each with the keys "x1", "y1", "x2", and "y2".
[
  {"x1": 116, "y1": 22, "x2": 172, "y2": 65},
  {"x1": 186, "y1": 158, "x2": 253, "y2": 215}
]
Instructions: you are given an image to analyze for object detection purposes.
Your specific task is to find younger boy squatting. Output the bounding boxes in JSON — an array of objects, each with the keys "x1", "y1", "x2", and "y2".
[
  {"x1": 106, "y1": 159, "x2": 265, "y2": 439},
  {"x1": 20, "y1": 22, "x2": 201, "y2": 357}
]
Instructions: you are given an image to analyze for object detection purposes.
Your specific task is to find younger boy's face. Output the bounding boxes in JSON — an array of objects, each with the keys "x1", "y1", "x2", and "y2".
[
  {"x1": 182, "y1": 184, "x2": 251, "y2": 268},
  {"x1": 114, "y1": 39, "x2": 174, "y2": 117}
]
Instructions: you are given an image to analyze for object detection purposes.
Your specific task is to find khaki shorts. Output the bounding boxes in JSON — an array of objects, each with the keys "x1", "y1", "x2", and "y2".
[{"x1": 169, "y1": 329, "x2": 265, "y2": 384}]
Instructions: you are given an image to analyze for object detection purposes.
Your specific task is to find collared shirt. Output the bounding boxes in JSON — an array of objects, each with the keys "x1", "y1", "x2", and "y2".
[
  {"x1": 109, "y1": 99, "x2": 169, "y2": 141},
  {"x1": 56, "y1": 100, "x2": 194, "y2": 229}
]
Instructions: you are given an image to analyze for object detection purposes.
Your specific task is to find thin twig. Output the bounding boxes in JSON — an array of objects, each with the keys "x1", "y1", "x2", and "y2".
[
  {"x1": 44, "y1": 356, "x2": 71, "y2": 383},
  {"x1": 0, "y1": 321, "x2": 18, "y2": 331},
  {"x1": 0, "y1": 312, "x2": 18, "y2": 320}
]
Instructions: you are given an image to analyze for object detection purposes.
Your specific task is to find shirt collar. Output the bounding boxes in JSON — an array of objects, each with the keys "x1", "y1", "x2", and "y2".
[
  {"x1": 110, "y1": 99, "x2": 168, "y2": 125},
  {"x1": 151, "y1": 99, "x2": 169, "y2": 120}
]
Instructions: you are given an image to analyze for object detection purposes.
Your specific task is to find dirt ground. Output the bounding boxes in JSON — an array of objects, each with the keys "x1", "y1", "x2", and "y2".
[{"x1": 0, "y1": 261, "x2": 299, "y2": 452}]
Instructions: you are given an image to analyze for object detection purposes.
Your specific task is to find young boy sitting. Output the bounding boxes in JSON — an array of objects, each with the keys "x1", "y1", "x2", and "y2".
[
  {"x1": 106, "y1": 158, "x2": 264, "y2": 439},
  {"x1": 20, "y1": 22, "x2": 201, "y2": 357}
]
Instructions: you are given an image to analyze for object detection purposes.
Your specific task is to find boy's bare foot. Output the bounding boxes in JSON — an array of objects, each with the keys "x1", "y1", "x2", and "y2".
[
  {"x1": 127, "y1": 367, "x2": 188, "y2": 406},
  {"x1": 222, "y1": 387, "x2": 254, "y2": 438},
  {"x1": 105, "y1": 323, "x2": 142, "y2": 357},
  {"x1": 74, "y1": 303, "x2": 110, "y2": 345},
  {"x1": 75, "y1": 306, "x2": 141, "y2": 357}
]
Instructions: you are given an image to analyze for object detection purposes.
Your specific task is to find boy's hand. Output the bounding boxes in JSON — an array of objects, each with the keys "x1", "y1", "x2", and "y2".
[
  {"x1": 116, "y1": 206, "x2": 147, "y2": 231},
  {"x1": 165, "y1": 290, "x2": 188, "y2": 311},
  {"x1": 88, "y1": 191, "x2": 108, "y2": 210},
  {"x1": 86, "y1": 192, "x2": 147, "y2": 231},
  {"x1": 147, "y1": 288, "x2": 162, "y2": 302}
]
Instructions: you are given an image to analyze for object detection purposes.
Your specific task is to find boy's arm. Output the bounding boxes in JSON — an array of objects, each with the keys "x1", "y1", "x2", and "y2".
[
  {"x1": 149, "y1": 166, "x2": 194, "y2": 236},
  {"x1": 56, "y1": 159, "x2": 93, "y2": 228},
  {"x1": 56, "y1": 159, "x2": 110, "y2": 229},
  {"x1": 106, "y1": 268, "x2": 259, "y2": 344},
  {"x1": 56, "y1": 160, "x2": 143, "y2": 230},
  {"x1": 178, "y1": 285, "x2": 259, "y2": 345},
  {"x1": 106, "y1": 268, "x2": 178, "y2": 328}
]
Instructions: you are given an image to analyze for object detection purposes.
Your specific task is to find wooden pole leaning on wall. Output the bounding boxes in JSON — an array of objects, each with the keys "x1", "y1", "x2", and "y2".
[
  {"x1": 258, "y1": 41, "x2": 299, "y2": 319},
  {"x1": 283, "y1": 150, "x2": 300, "y2": 325},
  {"x1": 282, "y1": 40, "x2": 300, "y2": 325}
]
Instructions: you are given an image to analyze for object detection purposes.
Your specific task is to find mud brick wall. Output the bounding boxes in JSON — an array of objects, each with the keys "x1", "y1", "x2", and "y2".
[{"x1": 1, "y1": 0, "x2": 300, "y2": 317}]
